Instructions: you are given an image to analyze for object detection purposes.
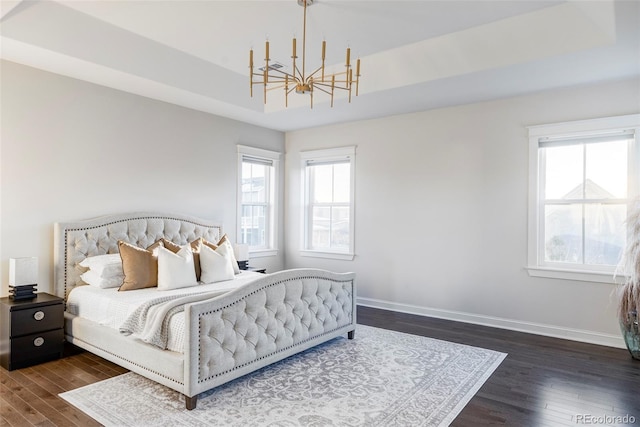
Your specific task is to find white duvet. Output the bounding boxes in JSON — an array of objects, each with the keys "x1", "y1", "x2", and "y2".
[{"x1": 66, "y1": 271, "x2": 264, "y2": 353}]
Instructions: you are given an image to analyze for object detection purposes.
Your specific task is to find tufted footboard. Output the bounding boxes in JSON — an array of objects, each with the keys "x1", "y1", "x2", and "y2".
[{"x1": 183, "y1": 268, "x2": 356, "y2": 409}]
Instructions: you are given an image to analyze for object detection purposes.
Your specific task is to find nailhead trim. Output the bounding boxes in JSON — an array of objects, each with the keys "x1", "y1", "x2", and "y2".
[
  {"x1": 70, "y1": 336, "x2": 183, "y2": 385},
  {"x1": 197, "y1": 278, "x2": 354, "y2": 383},
  {"x1": 60, "y1": 214, "x2": 222, "y2": 302}
]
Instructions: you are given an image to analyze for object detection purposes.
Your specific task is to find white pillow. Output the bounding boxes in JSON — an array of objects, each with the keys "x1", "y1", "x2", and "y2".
[
  {"x1": 79, "y1": 253, "x2": 124, "y2": 277},
  {"x1": 80, "y1": 270, "x2": 124, "y2": 289},
  {"x1": 199, "y1": 243, "x2": 235, "y2": 284},
  {"x1": 156, "y1": 245, "x2": 198, "y2": 291},
  {"x1": 217, "y1": 238, "x2": 240, "y2": 274}
]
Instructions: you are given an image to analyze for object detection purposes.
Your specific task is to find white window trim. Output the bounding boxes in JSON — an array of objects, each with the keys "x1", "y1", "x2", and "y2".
[
  {"x1": 526, "y1": 114, "x2": 640, "y2": 283},
  {"x1": 237, "y1": 144, "x2": 281, "y2": 257},
  {"x1": 300, "y1": 146, "x2": 356, "y2": 261}
]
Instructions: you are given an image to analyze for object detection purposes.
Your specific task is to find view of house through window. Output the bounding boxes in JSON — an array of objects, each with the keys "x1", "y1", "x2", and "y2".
[
  {"x1": 541, "y1": 138, "x2": 629, "y2": 267},
  {"x1": 238, "y1": 145, "x2": 279, "y2": 253},
  {"x1": 527, "y1": 115, "x2": 640, "y2": 282},
  {"x1": 241, "y1": 160, "x2": 269, "y2": 248}
]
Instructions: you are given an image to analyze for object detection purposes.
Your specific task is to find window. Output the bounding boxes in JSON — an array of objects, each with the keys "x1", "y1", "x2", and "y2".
[
  {"x1": 301, "y1": 146, "x2": 356, "y2": 260},
  {"x1": 237, "y1": 145, "x2": 280, "y2": 256},
  {"x1": 527, "y1": 114, "x2": 640, "y2": 282}
]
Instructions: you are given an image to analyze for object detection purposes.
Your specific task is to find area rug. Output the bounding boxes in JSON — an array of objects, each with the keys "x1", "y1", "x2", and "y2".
[{"x1": 60, "y1": 325, "x2": 506, "y2": 426}]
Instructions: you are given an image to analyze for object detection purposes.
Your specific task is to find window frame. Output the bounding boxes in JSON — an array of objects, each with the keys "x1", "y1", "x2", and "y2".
[
  {"x1": 526, "y1": 114, "x2": 640, "y2": 283},
  {"x1": 300, "y1": 146, "x2": 356, "y2": 260},
  {"x1": 237, "y1": 145, "x2": 280, "y2": 258}
]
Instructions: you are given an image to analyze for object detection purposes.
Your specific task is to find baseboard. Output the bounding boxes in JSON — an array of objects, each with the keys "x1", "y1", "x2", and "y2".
[{"x1": 357, "y1": 297, "x2": 626, "y2": 349}]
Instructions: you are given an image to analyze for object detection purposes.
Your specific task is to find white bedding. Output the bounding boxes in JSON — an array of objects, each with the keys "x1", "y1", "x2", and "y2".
[{"x1": 66, "y1": 271, "x2": 265, "y2": 352}]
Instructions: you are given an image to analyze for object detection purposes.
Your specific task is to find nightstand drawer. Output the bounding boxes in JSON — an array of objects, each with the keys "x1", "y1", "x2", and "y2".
[
  {"x1": 11, "y1": 303, "x2": 63, "y2": 337},
  {"x1": 9, "y1": 329, "x2": 64, "y2": 369}
]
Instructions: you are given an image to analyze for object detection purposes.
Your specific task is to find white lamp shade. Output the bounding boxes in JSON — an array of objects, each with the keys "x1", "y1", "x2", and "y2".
[
  {"x1": 234, "y1": 244, "x2": 250, "y2": 261},
  {"x1": 9, "y1": 257, "x2": 38, "y2": 286}
]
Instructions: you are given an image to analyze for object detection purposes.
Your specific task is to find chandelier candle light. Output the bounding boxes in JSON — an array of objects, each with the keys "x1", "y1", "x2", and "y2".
[{"x1": 249, "y1": 0, "x2": 361, "y2": 108}]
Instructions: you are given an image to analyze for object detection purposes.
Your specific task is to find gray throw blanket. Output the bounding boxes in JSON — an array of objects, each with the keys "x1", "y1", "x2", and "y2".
[{"x1": 119, "y1": 290, "x2": 228, "y2": 349}]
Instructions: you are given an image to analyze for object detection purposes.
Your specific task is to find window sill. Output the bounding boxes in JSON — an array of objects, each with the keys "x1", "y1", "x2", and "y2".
[
  {"x1": 526, "y1": 266, "x2": 622, "y2": 284},
  {"x1": 300, "y1": 250, "x2": 354, "y2": 261},
  {"x1": 249, "y1": 249, "x2": 278, "y2": 258}
]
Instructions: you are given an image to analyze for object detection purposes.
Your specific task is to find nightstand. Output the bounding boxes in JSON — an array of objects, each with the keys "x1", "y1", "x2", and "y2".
[{"x1": 0, "y1": 293, "x2": 64, "y2": 371}]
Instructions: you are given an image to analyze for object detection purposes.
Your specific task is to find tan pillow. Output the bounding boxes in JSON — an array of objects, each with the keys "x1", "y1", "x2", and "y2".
[
  {"x1": 201, "y1": 237, "x2": 218, "y2": 251},
  {"x1": 160, "y1": 238, "x2": 182, "y2": 253},
  {"x1": 118, "y1": 241, "x2": 158, "y2": 291},
  {"x1": 189, "y1": 238, "x2": 203, "y2": 281},
  {"x1": 146, "y1": 239, "x2": 165, "y2": 253}
]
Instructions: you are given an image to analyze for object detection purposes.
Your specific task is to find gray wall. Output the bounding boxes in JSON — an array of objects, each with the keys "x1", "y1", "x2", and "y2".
[
  {"x1": 0, "y1": 60, "x2": 286, "y2": 295},
  {"x1": 3, "y1": 58, "x2": 640, "y2": 348},
  {"x1": 284, "y1": 77, "x2": 640, "y2": 348}
]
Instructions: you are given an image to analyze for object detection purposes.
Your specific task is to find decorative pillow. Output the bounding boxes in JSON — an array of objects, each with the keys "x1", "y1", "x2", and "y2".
[
  {"x1": 161, "y1": 238, "x2": 202, "y2": 281},
  {"x1": 201, "y1": 238, "x2": 218, "y2": 251},
  {"x1": 217, "y1": 235, "x2": 241, "y2": 274},
  {"x1": 79, "y1": 253, "x2": 123, "y2": 277},
  {"x1": 118, "y1": 241, "x2": 158, "y2": 291},
  {"x1": 201, "y1": 235, "x2": 240, "y2": 274},
  {"x1": 199, "y1": 242, "x2": 235, "y2": 284},
  {"x1": 146, "y1": 239, "x2": 165, "y2": 253},
  {"x1": 160, "y1": 238, "x2": 181, "y2": 253},
  {"x1": 80, "y1": 270, "x2": 124, "y2": 289},
  {"x1": 189, "y1": 239, "x2": 203, "y2": 281},
  {"x1": 156, "y1": 245, "x2": 198, "y2": 291}
]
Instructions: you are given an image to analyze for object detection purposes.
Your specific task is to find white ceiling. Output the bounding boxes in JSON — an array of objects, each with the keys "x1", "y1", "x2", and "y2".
[{"x1": 1, "y1": 0, "x2": 639, "y2": 132}]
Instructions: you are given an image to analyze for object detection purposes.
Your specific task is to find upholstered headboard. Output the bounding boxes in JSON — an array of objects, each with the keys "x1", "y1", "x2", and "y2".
[{"x1": 54, "y1": 212, "x2": 222, "y2": 300}]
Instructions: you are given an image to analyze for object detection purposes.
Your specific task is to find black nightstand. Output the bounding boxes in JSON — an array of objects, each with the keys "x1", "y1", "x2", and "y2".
[{"x1": 0, "y1": 293, "x2": 64, "y2": 371}]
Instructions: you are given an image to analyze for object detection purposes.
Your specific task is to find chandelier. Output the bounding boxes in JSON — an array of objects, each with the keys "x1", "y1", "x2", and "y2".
[{"x1": 249, "y1": 0, "x2": 361, "y2": 108}]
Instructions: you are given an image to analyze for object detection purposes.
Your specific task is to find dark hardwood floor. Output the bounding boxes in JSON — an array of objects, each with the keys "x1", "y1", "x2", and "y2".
[
  {"x1": 1, "y1": 306, "x2": 638, "y2": 426},
  {"x1": 1, "y1": 346, "x2": 128, "y2": 426},
  {"x1": 358, "y1": 306, "x2": 640, "y2": 427}
]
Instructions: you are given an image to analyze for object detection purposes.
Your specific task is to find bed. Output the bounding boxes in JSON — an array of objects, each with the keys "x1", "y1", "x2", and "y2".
[{"x1": 53, "y1": 212, "x2": 356, "y2": 410}]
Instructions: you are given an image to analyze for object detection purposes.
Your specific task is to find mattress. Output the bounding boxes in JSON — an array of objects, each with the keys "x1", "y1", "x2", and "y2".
[{"x1": 66, "y1": 271, "x2": 264, "y2": 352}]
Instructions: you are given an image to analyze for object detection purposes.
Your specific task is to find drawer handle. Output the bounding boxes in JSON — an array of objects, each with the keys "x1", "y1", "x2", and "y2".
[
  {"x1": 34, "y1": 337, "x2": 45, "y2": 347},
  {"x1": 33, "y1": 311, "x2": 45, "y2": 321}
]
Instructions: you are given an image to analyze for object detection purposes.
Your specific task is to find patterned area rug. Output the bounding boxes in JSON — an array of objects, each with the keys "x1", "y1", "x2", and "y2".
[{"x1": 60, "y1": 325, "x2": 506, "y2": 426}]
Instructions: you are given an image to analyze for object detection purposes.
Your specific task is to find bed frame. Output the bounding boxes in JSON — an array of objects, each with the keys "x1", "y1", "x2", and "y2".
[{"x1": 53, "y1": 212, "x2": 356, "y2": 409}]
